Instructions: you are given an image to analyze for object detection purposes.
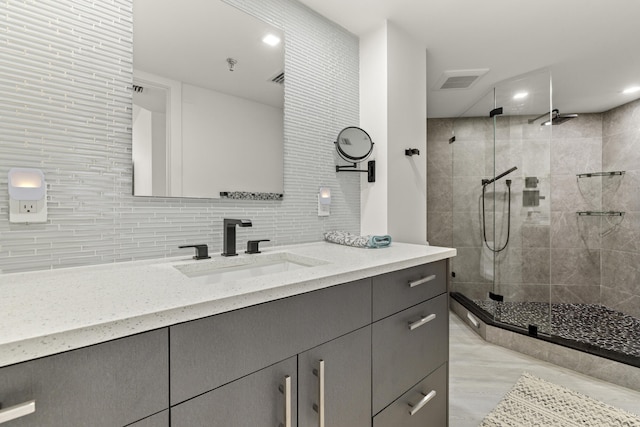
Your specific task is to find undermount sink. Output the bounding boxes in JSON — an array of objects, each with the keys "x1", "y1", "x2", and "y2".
[{"x1": 174, "y1": 252, "x2": 327, "y2": 284}]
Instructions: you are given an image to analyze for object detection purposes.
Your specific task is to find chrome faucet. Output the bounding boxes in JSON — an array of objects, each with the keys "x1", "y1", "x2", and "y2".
[{"x1": 222, "y1": 218, "x2": 252, "y2": 256}]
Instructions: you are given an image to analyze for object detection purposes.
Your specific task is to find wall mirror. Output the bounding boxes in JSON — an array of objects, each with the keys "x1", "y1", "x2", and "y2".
[{"x1": 132, "y1": 0, "x2": 284, "y2": 198}]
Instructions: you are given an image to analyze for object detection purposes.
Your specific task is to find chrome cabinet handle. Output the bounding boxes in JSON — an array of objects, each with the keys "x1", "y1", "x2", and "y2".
[
  {"x1": 408, "y1": 313, "x2": 436, "y2": 331},
  {"x1": 0, "y1": 400, "x2": 35, "y2": 424},
  {"x1": 278, "y1": 376, "x2": 291, "y2": 427},
  {"x1": 408, "y1": 390, "x2": 436, "y2": 416},
  {"x1": 312, "y1": 359, "x2": 325, "y2": 427},
  {"x1": 408, "y1": 274, "x2": 436, "y2": 288}
]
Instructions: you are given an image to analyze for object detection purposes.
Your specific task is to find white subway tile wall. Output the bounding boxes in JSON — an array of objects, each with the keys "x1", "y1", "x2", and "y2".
[{"x1": 0, "y1": 0, "x2": 360, "y2": 273}]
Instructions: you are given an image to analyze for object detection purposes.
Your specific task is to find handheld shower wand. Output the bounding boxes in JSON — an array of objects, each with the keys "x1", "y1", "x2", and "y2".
[
  {"x1": 482, "y1": 166, "x2": 518, "y2": 186},
  {"x1": 481, "y1": 167, "x2": 517, "y2": 253}
]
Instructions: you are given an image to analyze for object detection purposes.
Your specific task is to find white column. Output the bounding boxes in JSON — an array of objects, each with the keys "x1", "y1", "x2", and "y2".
[{"x1": 360, "y1": 21, "x2": 427, "y2": 244}]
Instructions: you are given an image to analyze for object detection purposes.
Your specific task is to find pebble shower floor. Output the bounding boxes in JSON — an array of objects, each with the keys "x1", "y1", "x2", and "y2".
[{"x1": 473, "y1": 300, "x2": 640, "y2": 359}]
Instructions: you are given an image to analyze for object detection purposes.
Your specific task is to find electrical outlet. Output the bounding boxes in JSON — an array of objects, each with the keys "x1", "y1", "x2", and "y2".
[{"x1": 19, "y1": 201, "x2": 37, "y2": 213}]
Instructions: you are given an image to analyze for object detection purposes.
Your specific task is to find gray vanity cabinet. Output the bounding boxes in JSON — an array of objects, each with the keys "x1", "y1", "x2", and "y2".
[
  {"x1": 0, "y1": 258, "x2": 451, "y2": 427},
  {"x1": 298, "y1": 326, "x2": 372, "y2": 427},
  {"x1": 170, "y1": 356, "x2": 297, "y2": 427},
  {"x1": 0, "y1": 329, "x2": 168, "y2": 427}
]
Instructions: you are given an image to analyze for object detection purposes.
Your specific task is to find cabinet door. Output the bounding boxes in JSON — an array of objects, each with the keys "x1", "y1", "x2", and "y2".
[
  {"x1": 171, "y1": 356, "x2": 297, "y2": 427},
  {"x1": 0, "y1": 329, "x2": 168, "y2": 427},
  {"x1": 298, "y1": 327, "x2": 371, "y2": 427}
]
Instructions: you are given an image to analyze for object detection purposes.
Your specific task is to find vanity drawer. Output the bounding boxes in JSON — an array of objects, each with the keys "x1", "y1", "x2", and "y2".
[
  {"x1": 171, "y1": 356, "x2": 297, "y2": 427},
  {"x1": 0, "y1": 329, "x2": 168, "y2": 427},
  {"x1": 372, "y1": 293, "x2": 448, "y2": 415},
  {"x1": 373, "y1": 362, "x2": 447, "y2": 427},
  {"x1": 170, "y1": 278, "x2": 371, "y2": 405},
  {"x1": 372, "y1": 260, "x2": 446, "y2": 321}
]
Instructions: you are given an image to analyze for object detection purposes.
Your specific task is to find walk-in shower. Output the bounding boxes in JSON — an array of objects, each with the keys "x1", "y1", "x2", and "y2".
[{"x1": 426, "y1": 68, "x2": 640, "y2": 390}]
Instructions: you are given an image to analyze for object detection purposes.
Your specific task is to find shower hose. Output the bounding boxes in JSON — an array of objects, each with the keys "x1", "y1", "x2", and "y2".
[{"x1": 482, "y1": 180, "x2": 512, "y2": 253}]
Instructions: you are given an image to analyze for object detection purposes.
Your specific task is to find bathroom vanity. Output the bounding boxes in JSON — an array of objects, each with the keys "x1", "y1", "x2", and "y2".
[{"x1": 0, "y1": 242, "x2": 455, "y2": 426}]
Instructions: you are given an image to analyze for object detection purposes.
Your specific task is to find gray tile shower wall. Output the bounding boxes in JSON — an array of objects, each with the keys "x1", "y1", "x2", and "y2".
[
  {"x1": 601, "y1": 98, "x2": 640, "y2": 318},
  {"x1": 549, "y1": 113, "x2": 603, "y2": 304},
  {"x1": 0, "y1": 0, "x2": 360, "y2": 273}
]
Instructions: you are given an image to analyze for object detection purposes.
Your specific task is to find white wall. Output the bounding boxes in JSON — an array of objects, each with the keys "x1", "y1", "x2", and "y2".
[
  {"x1": 360, "y1": 23, "x2": 388, "y2": 235},
  {"x1": 360, "y1": 21, "x2": 427, "y2": 244},
  {"x1": 181, "y1": 84, "x2": 284, "y2": 197}
]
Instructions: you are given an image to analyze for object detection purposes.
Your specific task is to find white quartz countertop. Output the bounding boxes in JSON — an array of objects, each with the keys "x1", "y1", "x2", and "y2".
[{"x1": 0, "y1": 241, "x2": 455, "y2": 368}]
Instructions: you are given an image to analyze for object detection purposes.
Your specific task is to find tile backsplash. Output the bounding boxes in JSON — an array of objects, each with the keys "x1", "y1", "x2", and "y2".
[{"x1": 0, "y1": 0, "x2": 360, "y2": 273}]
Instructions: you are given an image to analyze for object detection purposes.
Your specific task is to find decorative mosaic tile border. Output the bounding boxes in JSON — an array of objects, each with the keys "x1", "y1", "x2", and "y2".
[{"x1": 219, "y1": 192, "x2": 284, "y2": 200}]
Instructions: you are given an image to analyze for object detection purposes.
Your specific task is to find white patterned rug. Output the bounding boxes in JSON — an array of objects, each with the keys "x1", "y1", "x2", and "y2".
[{"x1": 480, "y1": 373, "x2": 640, "y2": 426}]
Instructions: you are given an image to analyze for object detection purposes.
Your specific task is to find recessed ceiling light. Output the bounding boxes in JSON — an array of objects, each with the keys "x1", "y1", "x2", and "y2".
[
  {"x1": 513, "y1": 92, "x2": 528, "y2": 100},
  {"x1": 262, "y1": 34, "x2": 281, "y2": 46},
  {"x1": 623, "y1": 86, "x2": 640, "y2": 94}
]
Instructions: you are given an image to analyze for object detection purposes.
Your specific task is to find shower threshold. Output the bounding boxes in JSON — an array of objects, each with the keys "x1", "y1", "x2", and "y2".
[{"x1": 450, "y1": 292, "x2": 640, "y2": 369}]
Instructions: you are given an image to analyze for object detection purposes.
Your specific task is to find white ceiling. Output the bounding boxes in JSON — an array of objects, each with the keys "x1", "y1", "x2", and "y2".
[{"x1": 298, "y1": 0, "x2": 640, "y2": 118}]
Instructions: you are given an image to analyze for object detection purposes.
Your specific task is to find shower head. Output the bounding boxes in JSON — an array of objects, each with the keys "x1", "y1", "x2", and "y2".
[
  {"x1": 547, "y1": 111, "x2": 578, "y2": 125},
  {"x1": 528, "y1": 109, "x2": 578, "y2": 126}
]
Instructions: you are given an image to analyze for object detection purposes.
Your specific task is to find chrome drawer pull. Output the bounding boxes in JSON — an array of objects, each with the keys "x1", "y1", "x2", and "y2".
[
  {"x1": 408, "y1": 274, "x2": 436, "y2": 288},
  {"x1": 278, "y1": 376, "x2": 292, "y2": 427},
  {"x1": 0, "y1": 400, "x2": 35, "y2": 424},
  {"x1": 408, "y1": 313, "x2": 436, "y2": 331},
  {"x1": 408, "y1": 390, "x2": 436, "y2": 416},
  {"x1": 312, "y1": 359, "x2": 325, "y2": 427}
]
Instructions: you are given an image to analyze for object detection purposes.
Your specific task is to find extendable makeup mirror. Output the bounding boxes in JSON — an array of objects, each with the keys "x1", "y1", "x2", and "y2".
[{"x1": 334, "y1": 127, "x2": 375, "y2": 182}]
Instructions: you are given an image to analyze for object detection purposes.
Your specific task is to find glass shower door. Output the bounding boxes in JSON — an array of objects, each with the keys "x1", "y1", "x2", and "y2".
[
  {"x1": 451, "y1": 69, "x2": 553, "y2": 333},
  {"x1": 450, "y1": 89, "x2": 496, "y2": 307},
  {"x1": 490, "y1": 70, "x2": 552, "y2": 334}
]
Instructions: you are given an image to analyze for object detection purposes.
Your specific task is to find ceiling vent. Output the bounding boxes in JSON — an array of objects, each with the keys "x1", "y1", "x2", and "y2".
[
  {"x1": 270, "y1": 71, "x2": 285, "y2": 85},
  {"x1": 434, "y1": 69, "x2": 489, "y2": 90}
]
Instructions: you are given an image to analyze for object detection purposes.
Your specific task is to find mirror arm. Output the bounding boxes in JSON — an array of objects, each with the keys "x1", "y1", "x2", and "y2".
[{"x1": 335, "y1": 160, "x2": 375, "y2": 183}]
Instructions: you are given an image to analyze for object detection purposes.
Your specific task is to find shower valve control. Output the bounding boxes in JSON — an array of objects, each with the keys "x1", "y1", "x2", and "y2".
[{"x1": 525, "y1": 177, "x2": 539, "y2": 188}]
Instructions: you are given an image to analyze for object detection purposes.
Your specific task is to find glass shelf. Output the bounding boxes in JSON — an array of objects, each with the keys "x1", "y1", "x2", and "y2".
[
  {"x1": 576, "y1": 171, "x2": 625, "y2": 178},
  {"x1": 577, "y1": 211, "x2": 624, "y2": 216}
]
